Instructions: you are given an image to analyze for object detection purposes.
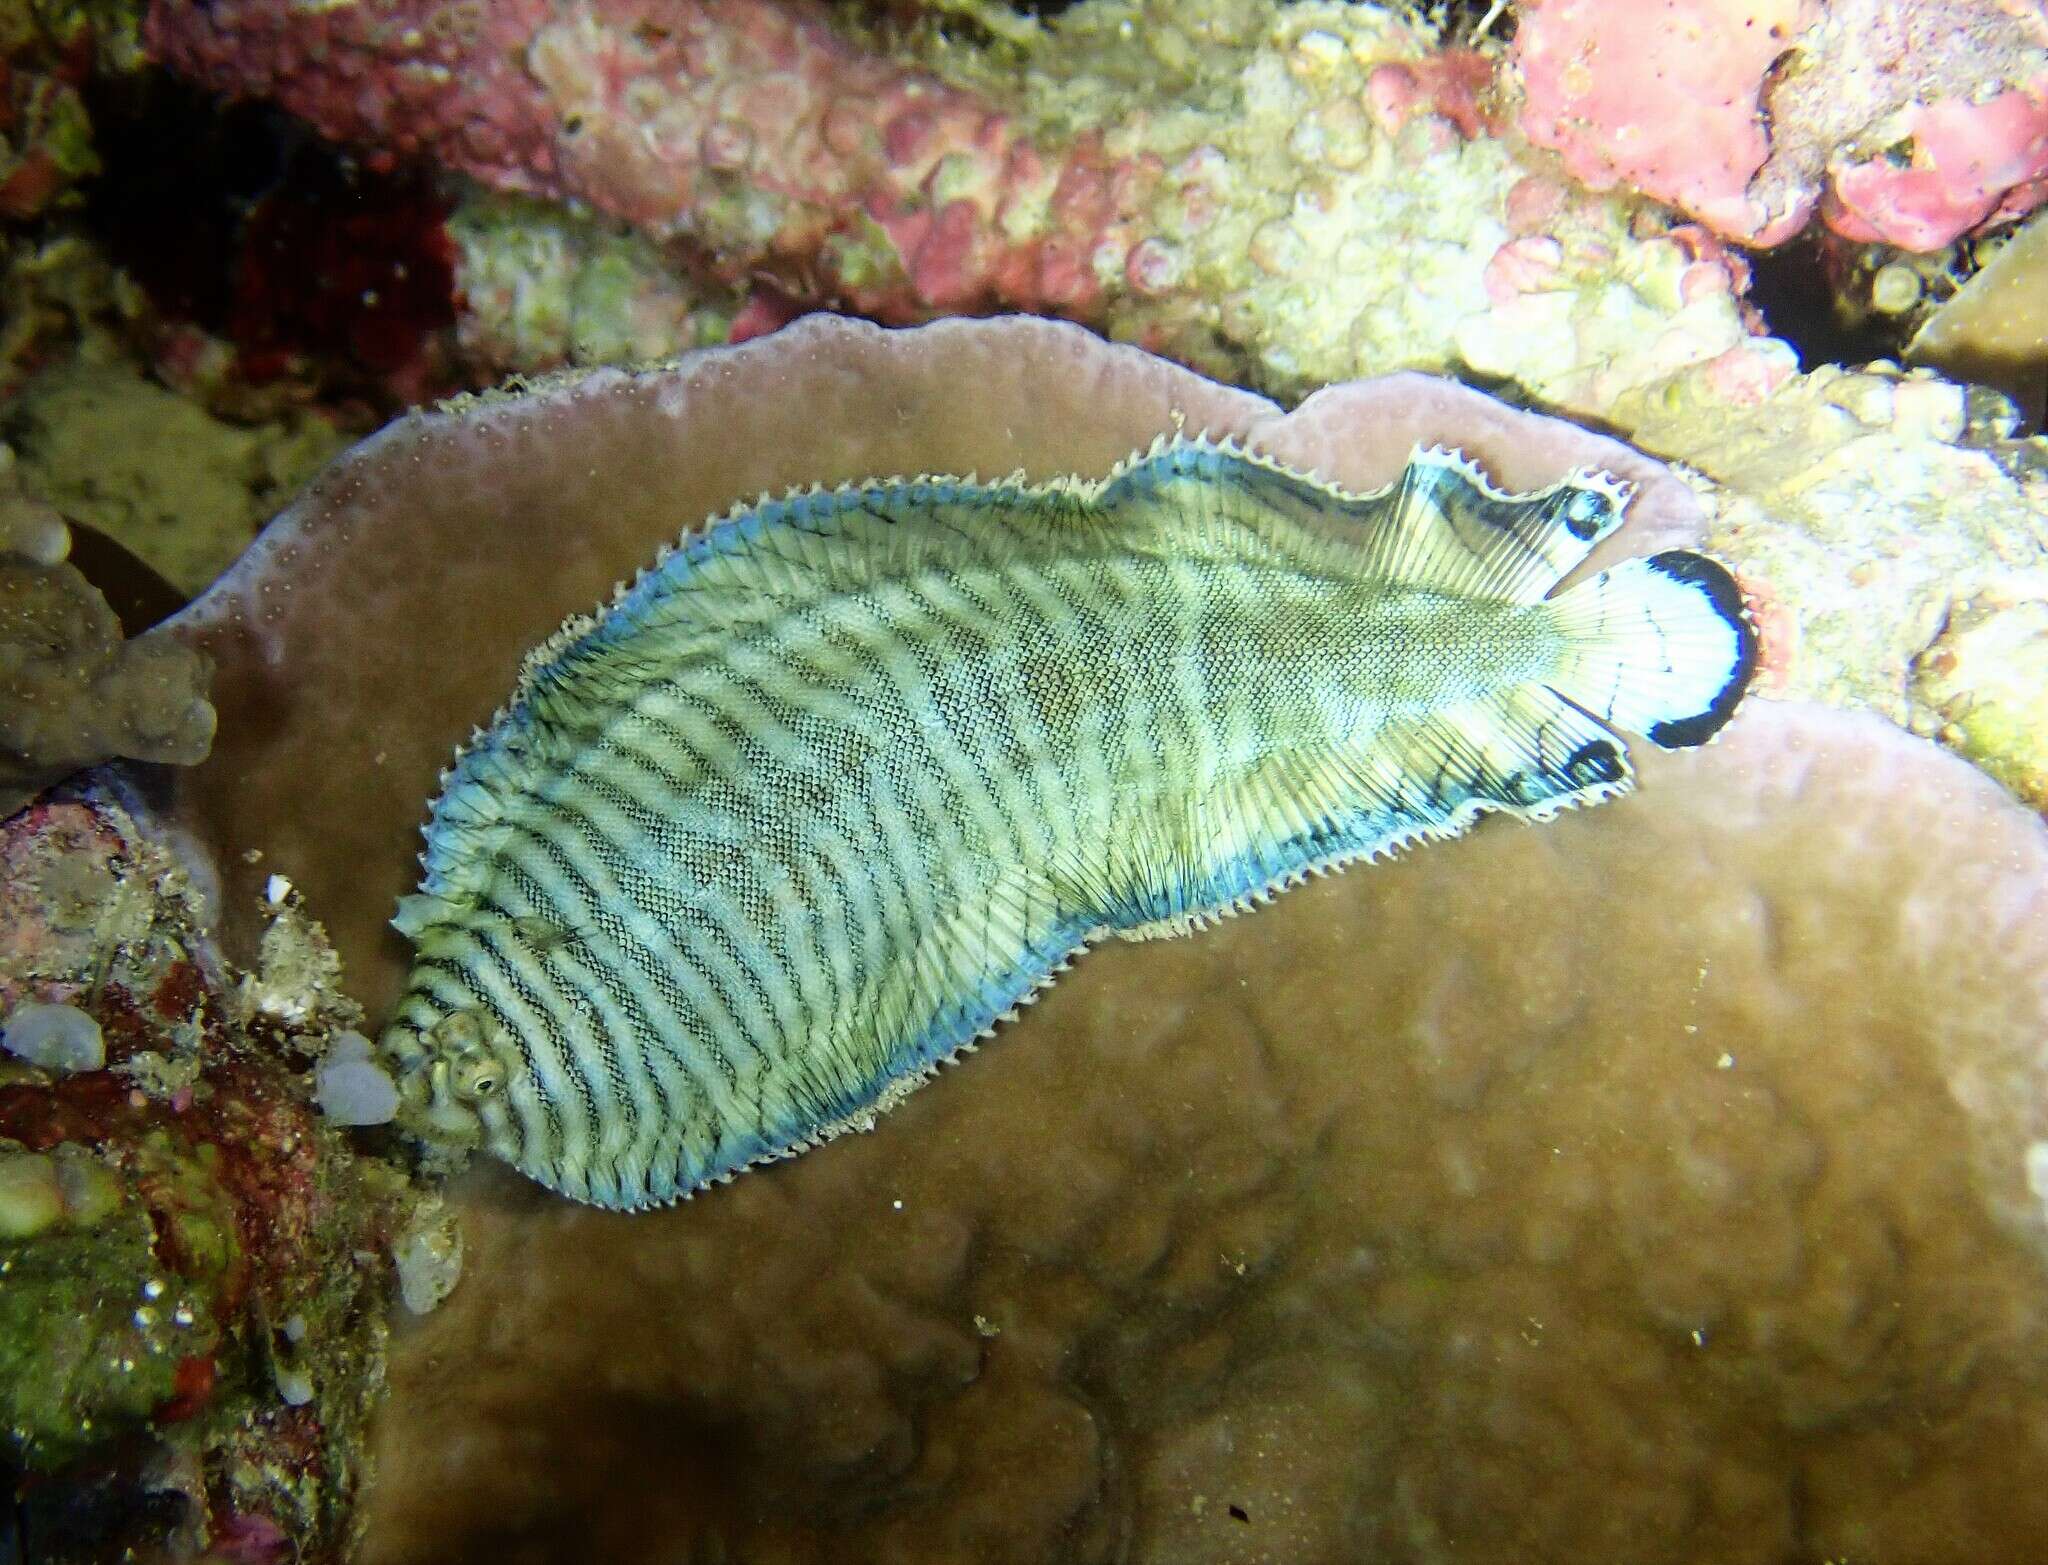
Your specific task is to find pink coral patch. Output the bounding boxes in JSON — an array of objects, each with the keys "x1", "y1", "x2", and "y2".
[
  {"x1": 1504, "y1": 173, "x2": 1570, "y2": 234},
  {"x1": 1703, "y1": 340, "x2": 1796, "y2": 404},
  {"x1": 908, "y1": 199, "x2": 986, "y2": 307},
  {"x1": 1483, "y1": 235, "x2": 1566, "y2": 303},
  {"x1": 726, "y1": 288, "x2": 803, "y2": 343},
  {"x1": 1364, "y1": 51, "x2": 1491, "y2": 140},
  {"x1": 1826, "y1": 87, "x2": 2048, "y2": 252},
  {"x1": 1513, "y1": 0, "x2": 1817, "y2": 243}
]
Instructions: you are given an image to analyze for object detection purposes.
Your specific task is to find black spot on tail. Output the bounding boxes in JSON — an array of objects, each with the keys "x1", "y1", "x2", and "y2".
[
  {"x1": 1563, "y1": 739, "x2": 1625, "y2": 788},
  {"x1": 1643, "y1": 550, "x2": 1758, "y2": 749},
  {"x1": 1559, "y1": 487, "x2": 1615, "y2": 541}
]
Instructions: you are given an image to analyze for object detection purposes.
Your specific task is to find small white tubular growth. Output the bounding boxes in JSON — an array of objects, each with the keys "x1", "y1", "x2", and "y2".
[
  {"x1": 314, "y1": 1029, "x2": 402, "y2": 1126},
  {"x1": 3, "y1": 1000, "x2": 106, "y2": 1073}
]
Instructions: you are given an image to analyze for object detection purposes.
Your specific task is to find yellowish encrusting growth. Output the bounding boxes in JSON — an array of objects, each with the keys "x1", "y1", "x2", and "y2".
[{"x1": 0, "y1": 451, "x2": 215, "y2": 817}]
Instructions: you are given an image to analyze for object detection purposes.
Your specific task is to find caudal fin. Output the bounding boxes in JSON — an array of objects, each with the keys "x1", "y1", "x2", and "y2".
[{"x1": 1545, "y1": 551, "x2": 1756, "y2": 749}]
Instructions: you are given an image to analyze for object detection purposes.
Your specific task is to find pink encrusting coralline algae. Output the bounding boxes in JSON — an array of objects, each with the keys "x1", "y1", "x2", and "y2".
[
  {"x1": 142, "y1": 0, "x2": 1803, "y2": 417},
  {"x1": 1826, "y1": 84, "x2": 2048, "y2": 250},
  {"x1": 1512, "y1": 0, "x2": 2048, "y2": 252},
  {"x1": 144, "y1": 0, "x2": 1168, "y2": 320}
]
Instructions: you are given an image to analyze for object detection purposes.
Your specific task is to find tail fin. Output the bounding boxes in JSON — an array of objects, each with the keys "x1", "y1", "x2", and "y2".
[{"x1": 1545, "y1": 551, "x2": 1756, "y2": 749}]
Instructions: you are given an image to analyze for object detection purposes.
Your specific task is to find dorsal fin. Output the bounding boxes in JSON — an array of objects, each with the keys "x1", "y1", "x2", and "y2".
[{"x1": 1367, "y1": 448, "x2": 1634, "y2": 603}]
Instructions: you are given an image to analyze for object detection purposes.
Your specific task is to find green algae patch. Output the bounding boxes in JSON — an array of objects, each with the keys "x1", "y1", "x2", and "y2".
[
  {"x1": 3, "y1": 359, "x2": 346, "y2": 597},
  {"x1": 1911, "y1": 589, "x2": 2048, "y2": 813},
  {"x1": 132, "y1": 1130, "x2": 244, "y2": 1286},
  {"x1": 0, "y1": 1169, "x2": 218, "y2": 1471}
]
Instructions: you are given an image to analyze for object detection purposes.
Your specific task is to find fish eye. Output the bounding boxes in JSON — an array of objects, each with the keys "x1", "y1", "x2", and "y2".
[{"x1": 455, "y1": 1058, "x2": 504, "y2": 1102}]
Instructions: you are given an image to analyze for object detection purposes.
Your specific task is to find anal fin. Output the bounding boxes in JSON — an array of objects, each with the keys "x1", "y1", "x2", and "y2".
[{"x1": 1373, "y1": 684, "x2": 1635, "y2": 827}]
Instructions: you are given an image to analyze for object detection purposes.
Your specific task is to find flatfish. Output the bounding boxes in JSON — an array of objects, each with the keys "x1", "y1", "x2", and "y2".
[{"x1": 380, "y1": 439, "x2": 1755, "y2": 1208}]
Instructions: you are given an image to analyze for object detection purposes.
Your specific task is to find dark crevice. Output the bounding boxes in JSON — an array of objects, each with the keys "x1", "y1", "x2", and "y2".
[{"x1": 1746, "y1": 235, "x2": 1924, "y2": 370}]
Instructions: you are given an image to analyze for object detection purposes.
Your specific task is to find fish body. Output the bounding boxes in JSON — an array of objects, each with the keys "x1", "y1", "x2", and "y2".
[{"x1": 381, "y1": 441, "x2": 1754, "y2": 1208}]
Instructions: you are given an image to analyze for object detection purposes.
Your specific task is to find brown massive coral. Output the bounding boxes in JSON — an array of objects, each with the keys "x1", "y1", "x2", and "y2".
[
  {"x1": 363, "y1": 705, "x2": 2048, "y2": 1564},
  {"x1": 0, "y1": 452, "x2": 213, "y2": 818},
  {"x1": 152, "y1": 317, "x2": 2048, "y2": 1561}
]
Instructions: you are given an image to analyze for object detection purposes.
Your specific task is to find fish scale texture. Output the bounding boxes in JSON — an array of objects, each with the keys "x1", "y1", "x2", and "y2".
[{"x1": 384, "y1": 440, "x2": 1750, "y2": 1207}]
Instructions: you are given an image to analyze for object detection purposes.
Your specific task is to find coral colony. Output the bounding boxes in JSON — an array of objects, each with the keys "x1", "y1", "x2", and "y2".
[
  {"x1": 143, "y1": 0, "x2": 2046, "y2": 400},
  {"x1": 1, "y1": 3, "x2": 2046, "y2": 1562}
]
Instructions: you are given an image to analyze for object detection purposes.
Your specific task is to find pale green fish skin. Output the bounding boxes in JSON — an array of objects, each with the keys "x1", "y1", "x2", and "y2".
[{"x1": 380, "y1": 439, "x2": 1755, "y2": 1209}]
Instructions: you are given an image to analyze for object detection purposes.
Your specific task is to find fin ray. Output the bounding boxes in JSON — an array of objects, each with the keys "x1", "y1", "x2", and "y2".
[
  {"x1": 1104, "y1": 683, "x2": 1635, "y2": 940},
  {"x1": 1368, "y1": 450, "x2": 1634, "y2": 603}
]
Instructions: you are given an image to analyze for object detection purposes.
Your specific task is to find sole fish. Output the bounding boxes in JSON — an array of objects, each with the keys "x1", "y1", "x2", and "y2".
[{"x1": 381, "y1": 440, "x2": 1756, "y2": 1209}]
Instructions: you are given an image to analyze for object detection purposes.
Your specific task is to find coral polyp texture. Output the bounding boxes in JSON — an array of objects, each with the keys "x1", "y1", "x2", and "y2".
[
  {"x1": 142, "y1": 0, "x2": 1168, "y2": 319},
  {"x1": 134, "y1": 317, "x2": 2048, "y2": 1563},
  {"x1": 364, "y1": 702, "x2": 2048, "y2": 1564},
  {"x1": 143, "y1": 0, "x2": 1792, "y2": 414},
  {"x1": 1512, "y1": 0, "x2": 2048, "y2": 251}
]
